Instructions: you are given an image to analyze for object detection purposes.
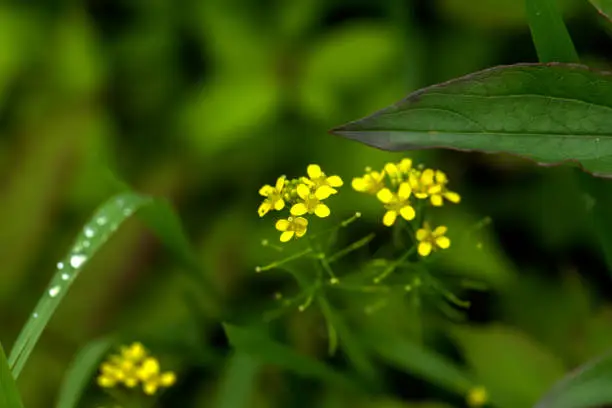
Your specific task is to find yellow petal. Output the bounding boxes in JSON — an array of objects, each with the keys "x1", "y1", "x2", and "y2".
[
  {"x1": 294, "y1": 217, "x2": 308, "y2": 228},
  {"x1": 444, "y1": 191, "x2": 461, "y2": 203},
  {"x1": 436, "y1": 236, "x2": 451, "y2": 249},
  {"x1": 398, "y1": 182, "x2": 412, "y2": 199},
  {"x1": 399, "y1": 158, "x2": 412, "y2": 172},
  {"x1": 259, "y1": 185, "x2": 273, "y2": 196},
  {"x1": 290, "y1": 203, "x2": 308, "y2": 216},
  {"x1": 275, "y1": 219, "x2": 290, "y2": 231},
  {"x1": 314, "y1": 204, "x2": 330, "y2": 218},
  {"x1": 399, "y1": 205, "x2": 415, "y2": 221},
  {"x1": 296, "y1": 184, "x2": 310, "y2": 200},
  {"x1": 315, "y1": 185, "x2": 335, "y2": 200},
  {"x1": 430, "y1": 194, "x2": 443, "y2": 207},
  {"x1": 377, "y1": 188, "x2": 394, "y2": 204},
  {"x1": 160, "y1": 372, "x2": 176, "y2": 387},
  {"x1": 414, "y1": 192, "x2": 428, "y2": 199},
  {"x1": 275, "y1": 176, "x2": 286, "y2": 191},
  {"x1": 427, "y1": 184, "x2": 442, "y2": 195},
  {"x1": 433, "y1": 226, "x2": 448, "y2": 236},
  {"x1": 307, "y1": 164, "x2": 322, "y2": 179},
  {"x1": 421, "y1": 169, "x2": 434, "y2": 185},
  {"x1": 415, "y1": 228, "x2": 428, "y2": 241},
  {"x1": 143, "y1": 381, "x2": 158, "y2": 395},
  {"x1": 280, "y1": 231, "x2": 294, "y2": 242},
  {"x1": 326, "y1": 175, "x2": 343, "y2": 187},
  {"x1": 382, "y1": 211, "x2": 397, "y2": 227},
  {"x1": 352, "y1": 177, "x2": 367, "y2": 192},
  {"x1": 295, "y1": 228, "x2": 307, "y2": 238},
  {"x1": 97, "y1": 375, "x2": 116, "y2": 388},
  {"x1": 274, "y1": 199, "x2": 285, "y2": 211},
  {"x1": 435, "y1": 170, "x2": 448, "y2": 184},
  {"x1": 418, "y1": 242, "x2": 432, "y2": 257},
  {"x1": 258, "y1": 201, "x2": 271, "y2": 217},
  {"x1": 124, "y1": 377, "x2": 138, "y2": 388},
  {"x1": 384, "y1": 162, "x2": 399, "y2": 175}
]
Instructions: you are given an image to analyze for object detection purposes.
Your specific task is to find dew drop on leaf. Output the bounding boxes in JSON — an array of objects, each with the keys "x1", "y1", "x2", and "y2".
[{"x1": 70, "y1": 254, "x2": 87, "y2": 268}]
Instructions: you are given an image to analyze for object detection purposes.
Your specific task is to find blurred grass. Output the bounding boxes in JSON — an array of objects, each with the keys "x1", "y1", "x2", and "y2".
[{"x1": 2, "y1": 0, "x2": 612, "y2": 407}]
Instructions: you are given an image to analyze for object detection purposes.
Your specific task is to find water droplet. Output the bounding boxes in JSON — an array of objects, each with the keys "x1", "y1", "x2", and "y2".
[
  {"x1": 116, "y1": 198, "x2": 125, "y2": 207},
  {"x1": 85, "y1": 227, "x2": 95, "y2": 238},
  {"x1": 33, "y1": 313, "x2": 39, "y2": 318},
  {"x1": 96, "y1": 216, "x2": 107, "y2": 226},
  {"x1": 83, "y1": 241, "x2": 90, "y2": 248},
  {"x1": 70, "y1": 254, "x2": 87, "y2": 268},
  {"x1": 123, "y1": 208, "x2": 133, "y2": 216},
  {"x1": 61, "y1": 273, "x2": 70, "y2": 281},
  {"x1": 57, "y1": 262, "x2": 64, "y2": 270},
  {"x1": 49, "y1": 286, "x2": 61, "y2": 297}
]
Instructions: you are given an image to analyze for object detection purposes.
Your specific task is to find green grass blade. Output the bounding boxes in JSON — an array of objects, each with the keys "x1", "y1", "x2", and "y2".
[
  {"x1": 535, "y1": 349, "x2": 612, "y2": 408},
  {"x1": 56, "y1": 338, "x2": 114, "y2": 408},
  {"x1": 223, "y1": 323, "x2": 359, "y2": 391},
  {"x1": 8, "y1": 193, "x2": 152, "y2": 377},
  {"x1": 588, "y1": 0, "x2": 612, "y2": 23},
  {"x1": 9, "y1": 191, "x2": 215, "y2": 378},
  {"x1": 525, "y1": 0, "x2": 579, "y2": 63},
  {"x1": 214, "y1": 352, "x2": 261, "y2": 408},
  {"x1": 0, "y1": 343, "x2": 24, "y2": 408}
]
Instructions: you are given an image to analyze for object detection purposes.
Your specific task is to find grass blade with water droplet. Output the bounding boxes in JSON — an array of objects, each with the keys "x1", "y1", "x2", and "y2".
[
  {"x1": 56, "y1": 337, "x2": 114, "y2": 408},
  {"x1": 0, "y1": 343, "x2": 24, "y2": 408},
  {"x1": 9, "y1": 191, "x2": 215, "y2": 378}
]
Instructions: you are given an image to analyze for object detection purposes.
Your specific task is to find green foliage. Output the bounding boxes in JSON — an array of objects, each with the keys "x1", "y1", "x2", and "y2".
[
  {"x1": 0, "y1": 343, "x2": 24, "y2": 408},
  {"x1": 534, "y1": 350, "x2": 612, "y2": 408},
  {"x1": 525, "y1": 0, "x2": 579, "y2": 63},
  {"x1": 331, "y1": 64, "x2": 612, "y2": 177},
  {"x1": 56, "y1": 338, "x2": 114, "y2": 408}
]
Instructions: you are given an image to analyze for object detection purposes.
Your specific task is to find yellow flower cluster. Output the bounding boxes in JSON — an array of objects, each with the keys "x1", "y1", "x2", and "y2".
[
  {"x1": 467, "y1": 385, "x2": 488, "y2": 407},
  {"x1": 353, "y1": 158, "x2": 460, "y2": 257},
  {"x1": 258, "y1": 164, "x2": 343, "y2": 242},
  {"x1": 97, "y1": 342, "x2": 176, "y2": 396}
]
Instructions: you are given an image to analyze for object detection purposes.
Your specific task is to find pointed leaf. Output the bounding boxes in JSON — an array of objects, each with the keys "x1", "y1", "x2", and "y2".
[
  {"x1": 535, "y1": 349, "x2": 612, "y2": 408},
  {"x1": 56, "y1": 338, "x2": 114, "y2": 408},
  {"x1": 0, "y1": 343, "x2": 24, "y2": 408},
  {"x1": 214, "y1": 352, "x2": 260, "y2": 408},
  {"x1": 331, "y1": 63, "x2": 612, "y2": 177},
  {"x1": 223, "y1": 323, "x2": 359, "y2": 391}
]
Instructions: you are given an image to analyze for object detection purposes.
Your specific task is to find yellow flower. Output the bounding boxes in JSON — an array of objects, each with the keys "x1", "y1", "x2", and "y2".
[
  {"x1": 120, "y1": 342, "x2": 147, "y2": 362},
  {"x1": 290, "y1": 184, "x2": 331, "y2": 218},
  {"x1": 275, "y1": 216, "x2": 308, "y2": 242},
  {"x1": 97, "y1": 342, "x2": 176, "y2": 395},
  {"x1": 466, "y1": 386, "x2": 488, "y2": 407},
  {"x1": 427, "y1": 170, "x2": 461, "y2": 206},
  {"x1": 376, "y1": 182, "x2": 416, "y2": 226},
  {"x1": 384, "y1": 158, "x2": 413, "y2": 184},
  {"x1": 410, "y1": 169, "x2": 460, "y2": 206},
  {"x1": 415, "y1": 223, "x2": 451, "y2": 256},
  {"x1": 258, "y1": 176, "x2": 286, "y2": 217},
  {"x1": 302, "y1": 164, "x2": 343, "y2": 196},
  {"x1": 352, "y1": 167, "x2": 386, "y2": 194},
  {"x1": 137, "y1": 357, "x2": 177, "y2": 395}
]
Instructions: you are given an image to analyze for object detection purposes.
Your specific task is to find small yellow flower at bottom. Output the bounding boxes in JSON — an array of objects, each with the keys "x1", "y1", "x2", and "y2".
[
  {"x1": 466, "y1": 385, "x2": 488, "y2": 407},
  {"x1": 376, "y1": 182, "x2": 416, "y2": 226},
  {"x1": 415, "y1": 223, "x2": 451, "y2": 256},
  {"x1": 275, "y1": 217, "x2": 308, "y2": 242},
  {"x1": 137, "y1": 357, "x2": 177, "y2": 395}
]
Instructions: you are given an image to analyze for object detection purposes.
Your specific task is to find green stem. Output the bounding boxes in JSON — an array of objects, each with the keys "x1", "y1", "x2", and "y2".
[
  {"x1": 255, "y1": 247, "x2": 313, "y2": 272},
  {"x1": 327, "y1": 233, "x2": 375, "y2": 263},
  {"x1": 373, "y1": 246, "x2": 416, "y2": 283}
]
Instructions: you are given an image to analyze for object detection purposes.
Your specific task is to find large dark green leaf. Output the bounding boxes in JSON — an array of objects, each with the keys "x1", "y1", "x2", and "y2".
[
  {"x1": 589, "y1": 0, "x2": 612, "y2": 22},
  {"x1": 534, "y1": 349, "x2": 612, "y2": 408},
  {"x1": 330, "y1": 63, "x2": 612, "y2": 177}
]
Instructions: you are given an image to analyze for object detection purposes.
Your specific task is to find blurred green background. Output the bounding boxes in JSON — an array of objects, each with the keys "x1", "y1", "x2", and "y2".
[{"x1": 3, "y1": 0, "x2": 612, "y2": 407}]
